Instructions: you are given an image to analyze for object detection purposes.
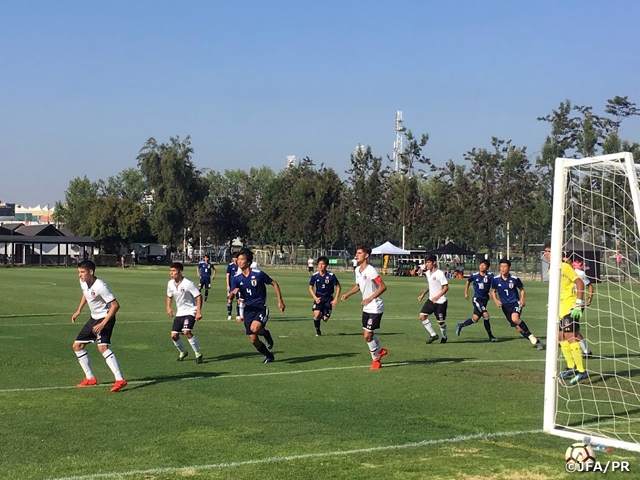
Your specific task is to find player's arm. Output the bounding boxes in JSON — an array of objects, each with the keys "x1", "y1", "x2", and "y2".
[
  {"x1": 341, "y1": 284, "x2": 360, "y2": 301},
  {"x1": 270, "y1": 279, "x2": 286, "y2": 312},
  {"x1": 196, "y1": 265, "x2": 200, "y2": 278},
  {"x1": 518, "y1": 286, "x2": 526, "y2": 307},
  {"x1": 93, "y1": 299, "x2": 120, "y2": 333},
  {"x1": 308, "y1": 284, "x2": 320, "y2": 303},
  {"x1": 166, "y1": 295, "x2": 174, "y2": 317},
  {"x1": 226, "y1": 273, "x2": 231, "y2": 292},
  {"x1": 71, "y1": 295, "x2": 87, "y2": 323},
  {"x1": 464, "y1": 280, "x2": 471, "y2": 300},
  {"x1": 490, "y1": 288, "x2": 501, "y2": 307},
  {"x1": 332, "y1": 283, "x2": 342, "y2": 308},
  {"x1": 433, "y1": 284, "x2": 449, "y2": 303},
  {"x1": 418, "y1": 286, "x2": 429, "y2": 302},
  {"x1": 363, "y1": 277, "x2": 386, "y2": 305},
  {"x1": 211, "y1": 265, "x2": 216, "y2": 281},
  {"x1": 195, "y1": 294, "x2": 203, "y2": 321},
  {"x1": 586, "y1": 283, "x2": 594, "y2": 306}
]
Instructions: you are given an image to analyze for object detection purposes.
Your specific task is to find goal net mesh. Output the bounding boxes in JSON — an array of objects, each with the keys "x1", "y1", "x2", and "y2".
[{"x1": 549, "y1": 153, "x2": 640, "y2": 451}]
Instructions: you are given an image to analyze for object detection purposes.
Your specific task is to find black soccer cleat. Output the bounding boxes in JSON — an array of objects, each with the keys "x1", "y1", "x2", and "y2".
[
  {"x1": 195, "y1": 354, "x2": 203, "y2": 364},
  {"x1": 426, "y1": 334, "x2": 439, "y2": 344}
]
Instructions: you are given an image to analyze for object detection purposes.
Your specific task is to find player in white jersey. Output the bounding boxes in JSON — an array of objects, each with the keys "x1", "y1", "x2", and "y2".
[
  {"x1": 341, "y1": 244, "x2": 388, "y2": 370},
  {"x1": 418, "y1": 254, "x2": 449, "y2": 344},
  {"x1": 71, "y1": 260, "x2": 127, "y2": 392},
  {"x1": 167, "y1": 262, "x2": 204, "y2": 364}
]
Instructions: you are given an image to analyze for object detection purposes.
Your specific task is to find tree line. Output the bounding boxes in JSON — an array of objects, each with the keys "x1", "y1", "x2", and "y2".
[{"x1": 55, "y1": 96, "x2": 640, "y2": 268}]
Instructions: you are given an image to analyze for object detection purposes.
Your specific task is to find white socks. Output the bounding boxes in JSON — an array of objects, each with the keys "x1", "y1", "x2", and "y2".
[
  {"x1": 75, "y1": 349, "x2": 94, "y2": 379},
  {"x1": 421, "y1": 319, "x2": 437, "y2": 336},
  {"x1": 102, "y1": 349, "x2": 123, "y2": 381},
  {"x1": 173, "y1": 337, "x2": 186, "y2": 354},
  {"x1": 366, "y1": 340, "x2": 379, "y2": 360},
  {"x1": 188, "y1": 336, "x2": 201, "y2": 356}
]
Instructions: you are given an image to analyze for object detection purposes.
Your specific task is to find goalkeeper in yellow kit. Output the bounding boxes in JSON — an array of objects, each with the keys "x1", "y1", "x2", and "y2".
[{"x1": 557, "y1": 254, "x2": 587, "y2": 385}]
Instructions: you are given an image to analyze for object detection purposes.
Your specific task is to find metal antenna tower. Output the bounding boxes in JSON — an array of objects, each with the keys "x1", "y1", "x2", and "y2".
[{"x1": 393, "y1": 110, "x2": 404, "y2": 172}]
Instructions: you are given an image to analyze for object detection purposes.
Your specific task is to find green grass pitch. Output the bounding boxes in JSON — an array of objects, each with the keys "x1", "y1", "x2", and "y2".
[{"x1": 1, "y1": 265, "x2": 638, "y2": 479}]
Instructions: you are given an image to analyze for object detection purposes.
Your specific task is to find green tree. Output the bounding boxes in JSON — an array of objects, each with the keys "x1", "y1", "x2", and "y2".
[
  {"x1": 137, "y1": 136, "x2": 206, "y2": 248},
  {"x1": 54, "y1": 176, "x2": 100, "y2": 235}
]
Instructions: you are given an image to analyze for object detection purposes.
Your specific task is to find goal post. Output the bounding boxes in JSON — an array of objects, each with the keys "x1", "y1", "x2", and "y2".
[{"x1": 544, "y1": 152, "x2": 640, "y2": 452}]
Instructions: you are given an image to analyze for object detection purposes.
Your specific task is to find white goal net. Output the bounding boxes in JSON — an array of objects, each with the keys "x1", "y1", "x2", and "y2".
[{"x1": 544, "y1": 152, "x2": 640, "y2": 452}]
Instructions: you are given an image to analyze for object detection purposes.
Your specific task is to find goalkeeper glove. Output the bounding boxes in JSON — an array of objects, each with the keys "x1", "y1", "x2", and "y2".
[{"x1": 570, "y1": 299, "x2": 584, "y2": 320}]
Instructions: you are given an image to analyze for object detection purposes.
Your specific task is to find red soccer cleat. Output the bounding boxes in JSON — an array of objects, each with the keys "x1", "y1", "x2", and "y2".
[
  {"x1": 77, "y1": 377, "x2": 98, "y2": 387},
  {"x1": 370, "y1": 360, "x2": 381, "y2": 370},
  {"x1": 378, "y1": 348, "x2": 388, "y2": 360},
  {"x1": 110, "y1": 379, "x2": 127, "y2": 392}
]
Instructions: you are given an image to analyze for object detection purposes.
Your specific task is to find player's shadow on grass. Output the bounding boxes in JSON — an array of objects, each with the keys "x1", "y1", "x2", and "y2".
[
  {"x1": 453, "y1": 336, "x2": 520, "y2": 344},
  {"x1": 213, "y1": 351, "x2": 268, "y2": 361},
  {"x1": 125, "y1": 371, "x2": 225, "y2": 391},
  {"x1": 336, "y1": 332, "x2": 403, "y2": 336},
  {"x1": 283, "y1": 352, "x2": 359, "y2": 364}
]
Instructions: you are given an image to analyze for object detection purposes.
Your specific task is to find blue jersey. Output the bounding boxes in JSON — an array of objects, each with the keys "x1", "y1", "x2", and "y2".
[
  {"x1": 467, "y1": 272, "x2": 494, "y2": 300},
  {"x1": 226, "y1": 262, "x2": 238, "y2": 276},
  {"x1": 198, "y1": 261, "x2": 213, "y2": 278},
  {"x1": 309, "y1": 271, "x2": 340, "y2": 300},
  {"x1": 491, "y1": 274, "x2": 524, "y2": 305},
  {"x1": 230, "y1": 269, "x2": 274, "y2": 308}
]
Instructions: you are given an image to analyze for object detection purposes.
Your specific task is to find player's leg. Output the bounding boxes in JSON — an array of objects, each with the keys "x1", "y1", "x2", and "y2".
[
  {"x1": 247, "y1": 309, "x2": 274, "y2": 362},
  {"x1": 312, "y1": 301, "x2": 322, "y2": 336},
  {"x1": 73, "y1": 319, "x2": 98, "y2": 386},
  {"x1": 96, "y1": 328, "x2": 126, "y2": 392},
  {"x1": 511, "y1": 309, "x2": 544, "y2": 349},
  {"x1": 183, "y1": 319, "x2": 203, "y2": 363},
  {"x1": 420, "y1": 301, "x2": 439, "y2": 343},
  {"x1": 171, "y1": 317, "x2": 188, "y2": 361},
  {"x1": 436, "y1": 303, "x2": 448, "y2": 343},
  {"x1": 226, "y1": 290, "x2": 233, "y2": 320}
]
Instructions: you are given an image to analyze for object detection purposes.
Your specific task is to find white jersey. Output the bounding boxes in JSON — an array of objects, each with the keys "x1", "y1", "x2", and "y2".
[
  {"x1": 574, "y1": 268, "x2": 590, "y2": 286},
  {"x1": 355, "y1": 264, "x2": 384, "y2": 314},
  {"x1": 80, "y1": 278, "x2": 116, "y2": 320},
  {"x1": 425, "y1": 268, "x2": 448, "y2": 304},
  {"x1": 167, "y1": 277, "x2": 201, "y2": 316}
]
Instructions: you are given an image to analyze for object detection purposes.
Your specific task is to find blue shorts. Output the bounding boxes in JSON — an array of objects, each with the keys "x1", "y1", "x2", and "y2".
[
  {"x1": 312, "y1": 298, "x2": 333, "y2": 318},
  {"x1": 472, "y1": 297, "x2": 489, "y2": 317},
  {"x1": 243, "y1": 305, "x2": 269, "y2": 335},
  {"x1": 172, "y1": 315, "x2": 196, "y2": 333},
  {"x1": 199, "y1": 276, "x2": 211, "y2": 289},
  {"x1": 501, "y1": 303, "x2": 522, "y2": 326}
]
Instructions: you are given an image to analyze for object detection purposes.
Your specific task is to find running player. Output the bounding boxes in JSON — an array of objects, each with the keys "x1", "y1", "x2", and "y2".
[
  {"x1": 167, "y1": 262, "x2": 204, "y2": 364},
  {"x1": 308, "y1": 255, "x2": 341, "y2": 336},
  {"x1": 456, "y1": 259, "x2": 497, "y2": 341}
]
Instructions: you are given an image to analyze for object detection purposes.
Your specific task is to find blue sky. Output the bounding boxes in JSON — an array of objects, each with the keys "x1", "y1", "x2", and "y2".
[{"x1": 2, "y1": 0, "x2": 639, "y2": 207}]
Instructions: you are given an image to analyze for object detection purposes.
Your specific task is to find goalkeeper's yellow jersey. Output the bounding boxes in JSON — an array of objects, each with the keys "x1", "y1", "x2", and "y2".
[{"x1": 559, "y1": 262, "x2": 578, "y2": 318}]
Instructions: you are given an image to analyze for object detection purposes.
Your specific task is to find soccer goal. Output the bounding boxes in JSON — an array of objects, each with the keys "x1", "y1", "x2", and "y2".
[{"x1": 544, "y1": 152, "x2": 640, "y2": 452}]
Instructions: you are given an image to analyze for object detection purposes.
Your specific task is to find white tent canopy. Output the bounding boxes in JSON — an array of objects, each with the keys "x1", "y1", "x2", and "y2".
[{"x1": 371, "y1": 241, "x2": 410, "y2": 255}]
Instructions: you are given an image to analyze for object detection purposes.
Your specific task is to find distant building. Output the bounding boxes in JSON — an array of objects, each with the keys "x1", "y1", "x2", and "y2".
[
  {"x1": 0, "y1": 202, "x2": 16, "y2": 221},
  {"x1": 13, "y1": 204, "x2": 55, "y2": 224},
  {"x1": 286, "y1": 155, "x2": 297, "y2": 168}
]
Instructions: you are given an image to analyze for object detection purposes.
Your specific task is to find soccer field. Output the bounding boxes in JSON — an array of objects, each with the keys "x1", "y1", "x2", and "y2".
[{"x1": 1, "y1": 266, "x2": 638, "y2": 479}]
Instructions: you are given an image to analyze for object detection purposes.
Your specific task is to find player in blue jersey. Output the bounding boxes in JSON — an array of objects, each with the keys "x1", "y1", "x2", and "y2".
[
  {"x1": 308, "y1": 256, "x2": 342, "y2": 336},
  {"x1": 225, "y1": 252, "x2": 239, "y2": 320},
  {"x1": 490, "y1": 259, "x2": 544, "y2": 350},
  {"x1": 196, "y1": 254, "x2": 216, "y2": 302},
  {"x1": 228, "y1": 248, "x2": 285, "y2": 363},
  {"x1": 456, "y1": 259, "x2": 497, "y2": 341}
]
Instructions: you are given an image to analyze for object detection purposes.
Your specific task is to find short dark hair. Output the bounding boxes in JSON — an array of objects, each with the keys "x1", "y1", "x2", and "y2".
[
  {"x1": 317, "y1": 255, "x2": 329, "y2": 265},
  {"x1": 479, "y1": 259, "x2": 491, "y2": 268},
  {"x1": 544, "y1": 243, "x2": 551, "y2": 250},
  {"x1": 426, "y1": 254, "x2": 437, "y2": 263},
  {"x1": 355, "y1": 244, "x2": 372, "y2": 255},
  {"x1": 499, "y1": 259, "x2": 511, "y2": 267},
  {"x1": 231, "y1": 251, "x2": 239, "y2": 259},
  {"x1": 78, "y1": 260, "x2": 96, "y2": 271},
  {"x1": 203, "y1": 254, "x2": 210, "y2": 259},
  {"x1": 238, "y1": 248, "x2": 254, "y2": 264},
  {"x1": 170, "y1": 262, "x2": 184, "y2": 271}
]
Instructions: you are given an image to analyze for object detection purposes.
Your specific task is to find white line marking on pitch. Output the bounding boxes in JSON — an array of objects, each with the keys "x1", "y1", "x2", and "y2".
[
  {"x1": 0, "y1": 359, "x2": 544, "y2": 393},
  {"x1": 43, "y1": 428, "x2": 542, "y2": 480}
]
